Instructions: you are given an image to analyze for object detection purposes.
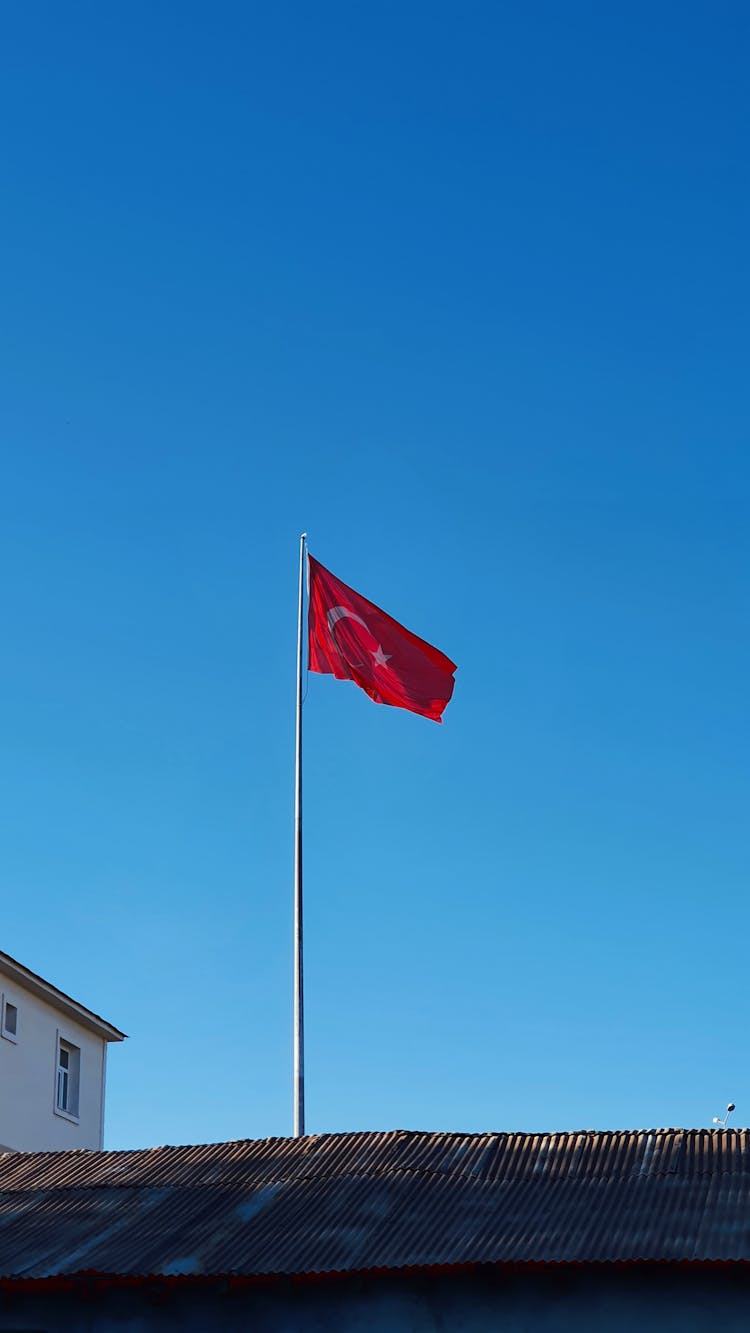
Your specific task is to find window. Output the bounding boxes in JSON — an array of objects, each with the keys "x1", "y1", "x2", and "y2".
[
  {"x1": 55, "y1": 1037, "x2": 80, "y2": 1119},
  {"x1": 1, "y1": 996, "x2": 17, "y2": 1042}
]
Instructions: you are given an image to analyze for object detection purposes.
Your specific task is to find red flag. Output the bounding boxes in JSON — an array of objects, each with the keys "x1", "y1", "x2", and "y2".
[{"x1": 307, "y1": 556, "x2": 456, "y2": 722}]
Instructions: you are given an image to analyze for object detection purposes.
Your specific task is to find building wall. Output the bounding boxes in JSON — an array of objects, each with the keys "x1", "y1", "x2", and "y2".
[
  {"x1": 0, "y1": 1268, "x2": 749, "y2": 1332},
  {"x1": 0, "y1": 979, "x2": 105, "y2": 1151}
]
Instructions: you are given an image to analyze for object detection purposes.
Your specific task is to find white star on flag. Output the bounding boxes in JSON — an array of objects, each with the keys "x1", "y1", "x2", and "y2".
[{"x1": 371, "y1": 644, "x2": 392, "y2": 667}]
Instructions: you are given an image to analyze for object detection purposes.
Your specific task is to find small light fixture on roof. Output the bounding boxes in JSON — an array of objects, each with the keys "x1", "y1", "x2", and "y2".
[{"x1": 712, "y1": 1103, "x2": 736, "y2": 1128}]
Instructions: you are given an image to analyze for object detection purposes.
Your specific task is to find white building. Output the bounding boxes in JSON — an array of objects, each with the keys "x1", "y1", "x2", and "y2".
[{"x1": 0, "y1": 950, "x2": 125, "y2": 1153}]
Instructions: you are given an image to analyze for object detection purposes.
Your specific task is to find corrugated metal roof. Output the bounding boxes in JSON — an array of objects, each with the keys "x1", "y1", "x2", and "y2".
[{"x1": 0, "y1": 1129, "x2": 749, "y2": 1282}]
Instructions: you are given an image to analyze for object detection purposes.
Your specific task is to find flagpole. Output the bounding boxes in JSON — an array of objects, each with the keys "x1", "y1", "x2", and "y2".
[{"x1": 293, "y1": 532, "x2": 307, "y2": 1137}]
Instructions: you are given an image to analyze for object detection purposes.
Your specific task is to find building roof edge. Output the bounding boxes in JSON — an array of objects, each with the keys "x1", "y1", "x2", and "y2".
[{"x1": 0, "y1": 950, "x2": 126, "y2": 1041}]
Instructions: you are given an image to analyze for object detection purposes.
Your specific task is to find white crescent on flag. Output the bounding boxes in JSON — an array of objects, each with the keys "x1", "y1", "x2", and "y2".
[
  {"x1": 326, "y1": 605, "x2": 370, "y2": 634},
  {"x1": 326, "y1": 605, "x2": 391, "y2": 669}
]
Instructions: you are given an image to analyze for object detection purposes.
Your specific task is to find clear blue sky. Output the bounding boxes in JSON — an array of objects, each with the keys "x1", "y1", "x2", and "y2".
[{"x1": 1, "y1": 2, "x2": 747, "y2": 1149}]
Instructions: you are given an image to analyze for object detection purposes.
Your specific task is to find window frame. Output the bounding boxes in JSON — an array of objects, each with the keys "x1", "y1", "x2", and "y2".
[
  {"x1": 53, "y1": 1031, "x2": 81, "y2": 1123},
  {"x1": 0, "y1": 994, "x2": 18, "y2": 1043}
]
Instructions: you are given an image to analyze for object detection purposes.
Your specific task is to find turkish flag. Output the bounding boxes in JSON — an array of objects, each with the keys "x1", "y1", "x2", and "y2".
[{"x1": 307, "y1": 556, "x2": 456, "y2": 722}]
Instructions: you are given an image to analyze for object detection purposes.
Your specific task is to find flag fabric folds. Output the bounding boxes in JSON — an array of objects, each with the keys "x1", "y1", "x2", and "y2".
[{"x1": 307, "y1": 555, "x2": 456, "y2": 722}]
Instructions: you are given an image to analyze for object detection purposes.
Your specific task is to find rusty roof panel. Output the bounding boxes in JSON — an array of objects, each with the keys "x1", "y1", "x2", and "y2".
[{"x1": 1, "y1": 1129, "x2": 750, "y2": 1281}]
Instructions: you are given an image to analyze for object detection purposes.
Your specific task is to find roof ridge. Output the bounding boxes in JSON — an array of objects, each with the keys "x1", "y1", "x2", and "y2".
[{"x1": 3, "y1": 1126, "x2": 747, "y2": 1164}]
